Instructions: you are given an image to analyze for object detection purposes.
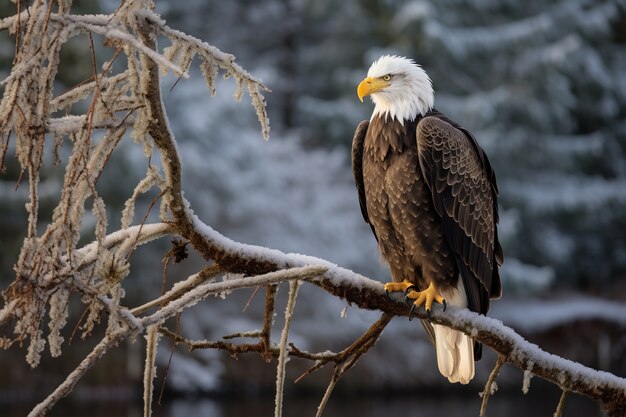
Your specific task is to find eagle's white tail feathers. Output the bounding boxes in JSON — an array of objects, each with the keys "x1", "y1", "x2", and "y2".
[
  {"x1": 433, "y1": 324, "x2": 474, "y2": 384},
  {"x1": 434, "y1": 276, "x2": 475, "y2": 384}
]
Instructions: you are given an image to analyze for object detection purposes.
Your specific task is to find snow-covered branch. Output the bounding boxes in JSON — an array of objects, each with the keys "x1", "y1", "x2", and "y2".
[{"x1": 151, "y1": 215, "x2": 626, "y2": 415}]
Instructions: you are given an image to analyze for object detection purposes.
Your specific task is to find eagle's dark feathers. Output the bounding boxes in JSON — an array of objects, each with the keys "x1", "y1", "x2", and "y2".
[{"x1": 352, "y1": 110, "x2": 503, "y2": 359}]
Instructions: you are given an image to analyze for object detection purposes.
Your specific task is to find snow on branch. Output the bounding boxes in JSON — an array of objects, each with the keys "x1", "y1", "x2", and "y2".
[
  {"x1": 137, "y1": 9, "x2": 270, "y2": 139},
  {"x1": 1, "y1": 1, "x2": 624, "y2": 417},
  {"x1": 148, "y1": 215, "x2": 626, "y2": 416}
]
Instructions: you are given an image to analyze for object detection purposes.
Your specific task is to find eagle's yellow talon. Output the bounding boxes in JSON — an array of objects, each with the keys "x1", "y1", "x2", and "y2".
[
  {"x1": 384, "y1": 279, "x2": 416, "y2": 294},
  {"x1": 405, "y1": 282, "x2": 446, "y2": 315}
]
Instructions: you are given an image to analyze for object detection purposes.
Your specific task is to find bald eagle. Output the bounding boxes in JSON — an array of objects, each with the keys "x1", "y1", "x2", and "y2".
[{"x1": 353, "y1": 55, "x2": 503, "y2": 384}]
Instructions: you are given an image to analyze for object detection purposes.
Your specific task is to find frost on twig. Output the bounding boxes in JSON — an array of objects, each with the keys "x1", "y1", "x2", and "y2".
[
  {"x1": 138, "y1": 9, "x2": 271, "y2": 139},
  {"x1": 522, "y1": 363, "x2": 534, "y2": 394},
  {"x1": 47, "y1": 288, "x2": 70, "y2": 358},
  {"x1": 0, "y1": 0, "x2": 271, "y2": 372},
  {"x1": 143, "y1": 325, "x2": 161, "y2": 417},
  {"x1": 275, "y1": 280, "x2": 301, "y2": 417},
  {"x1": 479, "y1": 354, "x2": 506, "y2": 417}
]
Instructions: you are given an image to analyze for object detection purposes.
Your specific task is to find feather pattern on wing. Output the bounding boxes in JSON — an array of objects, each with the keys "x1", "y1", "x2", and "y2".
[
  {"x1": 416, "y1": 113, "x2": 503, "y2": 313},
  {"x1": 352, "y1": 120, "x2": 377, "y2": 241}
]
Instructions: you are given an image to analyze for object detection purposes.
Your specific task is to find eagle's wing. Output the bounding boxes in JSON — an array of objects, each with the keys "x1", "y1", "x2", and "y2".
[
  {"x1": 416, "y1": 116, "x2": 503, "y2": 317},
  {"x1": 352, "y1": 120, "x2": 378, "y2": 241}
]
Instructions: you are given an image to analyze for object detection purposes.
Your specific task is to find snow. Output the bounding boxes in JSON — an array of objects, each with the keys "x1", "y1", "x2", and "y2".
[
  {"x1": 500, "y1": 258, "x2": 554, "y2": 295},
  {"x1": 492, "y1": 297, "x2": 626, "y2": 333},
  {"x1": 190, "y1": 210, "x2": 383, "y2": 294},
  {"x1": 436, "y1": 307, "x2": 626, "y2": 392},
  {"x1": 522, "y1": 367, "x2": 533, "y2": 394},
  {"x1": 505, "y1": 176, "x2": 626, "y2": 212},
  {"x1": 160, "y1": 349, "x2": 222, "y2": 391},
  {"x1": 422, "y1": 1, "x2": 618, "y2": 58},
  {"x1": 490, "y1": 380, "x2": 498, "y2": 395}
]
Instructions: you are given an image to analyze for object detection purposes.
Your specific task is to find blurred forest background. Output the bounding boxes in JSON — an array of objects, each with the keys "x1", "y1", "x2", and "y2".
[{"x1": 1, "y1": 0, "x2": 626, "y2": 416}]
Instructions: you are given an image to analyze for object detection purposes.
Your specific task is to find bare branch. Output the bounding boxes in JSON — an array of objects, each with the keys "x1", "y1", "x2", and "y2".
[
  {"x1": 554, "y1": 389, "x2": 569, "y2": 417},
  {"x1": 480, "y1": 354, "x2": 506, "y2": 417},
  {"x1": 275, "y1": 280, "x2": 301, "y2": 417},
  {"x1": 140, "y1": 265, "x2": 327, "y2": 328},
  {"x1": 314, "y1": 313, "x2": 392, "y2": 417},
  {"x1": 222, "y1": 330, "x2": 263, "y2": 340},
  {"x1": 28, "y1": 329, "x2": 128, "y2": 417},
  {"x1": 143, "y1": 325, "x2": 160, "y2": 417},
  {"x1": 131, "y1": 264, "x2": 222, "y2": 316}
]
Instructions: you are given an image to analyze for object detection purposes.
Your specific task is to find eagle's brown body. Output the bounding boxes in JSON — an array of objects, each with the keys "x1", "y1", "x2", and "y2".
[
  {"x1": 352, "y1": 110, "x2": 503, "y2": 362},
  {"x1": 360, "y1": 115, "x2": 457, "y2": 293}
]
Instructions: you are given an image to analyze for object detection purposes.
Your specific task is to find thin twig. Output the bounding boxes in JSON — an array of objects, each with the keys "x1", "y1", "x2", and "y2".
[
  {"x1": 315, "y1": 367, "x2": 341, "y2": 417},
  {"x1": 160, "y1": 253, "x2": 171, "y2": 300},
  {"x1": 242, "y1": 285, "x2": 261, "y2": 312},
  {"x1": 131, "y1": 264, "x2": 221, "y2": 315},
  {"x1": 140, "y1": 266, "x2": 327, "y2": 329},
  {"x1": 28, "y1": 329, "x2": 128, "y2": 417},
  {"x1": 314, "y1": 313, "x2": 392, "y2": 417},
  {"x1": 295, "y1": 312, "x2": 392, "y2": 383},
  {"x1": 126, "y1": 189, "x2": 167, "y2": 261},
  {"x1": 480, "y1": 353, "x2": 506, "y2": 417},
  {"x1": 261, "y1": 284, "x2": 278, "y2": 362},
  {"x1": 158, "y1": 313, "x2": 181, "y2": 405},
  {"x1": 554, "y1": 389, "x2": 569, "y2": 417},
  {"x1": 275, "y1": 280, "x2": 301, "y2": 417},
  {"x1": 160, "y1": 328, "x2": 336, "y2": 361},
  {"x1": 143, "y1": 325, "x2": 160, "y2": 417},
  {"x1": 222, "y1": 330, "x2": 262, "y2": 340}
]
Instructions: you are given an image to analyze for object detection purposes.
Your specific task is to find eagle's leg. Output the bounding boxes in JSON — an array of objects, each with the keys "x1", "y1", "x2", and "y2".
[
  {"x1": 383, "y1": 279, "x2": 417, "y2": 299},
  {"x1": 405, "y1": 282, "x2": 446, "y2": 320}
]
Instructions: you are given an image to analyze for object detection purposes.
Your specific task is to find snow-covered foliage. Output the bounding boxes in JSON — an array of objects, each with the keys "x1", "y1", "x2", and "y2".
[{"x1": 0, "y1": 0, "x2": 270, "y2": 369}]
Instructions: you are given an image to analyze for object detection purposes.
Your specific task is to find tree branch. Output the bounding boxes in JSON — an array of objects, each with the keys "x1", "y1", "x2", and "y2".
[
  {"x1": 480, "y1": 354, "x2": 505, "y2": 417},
  {"x1": 27, "y1": 329, "x2": 128, "y2": 417}
]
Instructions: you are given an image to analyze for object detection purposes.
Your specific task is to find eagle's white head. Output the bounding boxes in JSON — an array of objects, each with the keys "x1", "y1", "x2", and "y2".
[{"x1": 357, "y1": 55, "x2": 434, "y2": 124}]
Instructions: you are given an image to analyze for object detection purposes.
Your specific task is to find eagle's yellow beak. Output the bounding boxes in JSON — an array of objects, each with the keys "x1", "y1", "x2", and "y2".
[{"x1": 357, "y1": 76, "x2": 389, "y2": 102}]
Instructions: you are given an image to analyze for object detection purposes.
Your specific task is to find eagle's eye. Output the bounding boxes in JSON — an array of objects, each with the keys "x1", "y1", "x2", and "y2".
[{"x1": 382, "y1": 74, "x2": 392, "y2": 81}]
